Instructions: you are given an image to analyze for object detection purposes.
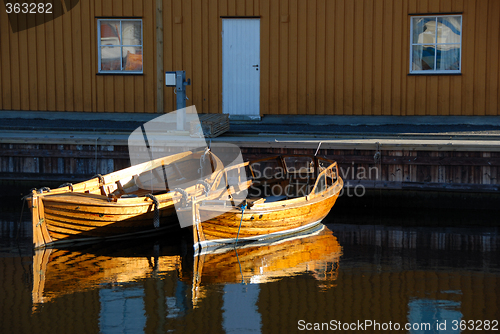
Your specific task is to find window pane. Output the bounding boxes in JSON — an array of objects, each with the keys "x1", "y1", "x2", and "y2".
[
  {"x1": 412, "y1": 17, "x2": 436, "y2": 44},
  {"x1": 412, "y1": 45, "x2": 435, "y2": 71},
  {"x1": 100, "y1": 21, "x2": 120, "y2": 46},
  {"x1": 437, "y1": 17, "x2": 461, "y2": 44},
  {"x1": 436, "y1": 44, "x2": 460, "y2": 71},
  {"x1": 101, "y1": 46, "x2": 122, "y2": 71},
  {"x1": 122, "y1": 21, "x2": 142, "y2": 46},
  {"x1": 124, "y1": 47, "x2": 143, "y2": 71}
]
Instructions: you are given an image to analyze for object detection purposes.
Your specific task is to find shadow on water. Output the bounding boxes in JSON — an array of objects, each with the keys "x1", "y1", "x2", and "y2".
[{"x1": 1, "y1": 191, "x2": 499, "y2": 334}]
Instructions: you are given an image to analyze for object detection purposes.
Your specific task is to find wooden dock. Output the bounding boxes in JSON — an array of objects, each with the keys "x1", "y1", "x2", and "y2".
[{"x1": 1, "y1": 130, "x2": 499, "y2": 197}]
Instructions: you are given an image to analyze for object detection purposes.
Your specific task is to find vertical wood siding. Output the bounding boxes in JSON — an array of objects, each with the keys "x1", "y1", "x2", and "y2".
[
  {"x1": 0, "y1": 0, "x2": 499, "y2": 115},
  {"x1": 0, "y1": 0, "x2": 154, "y2": 113}
]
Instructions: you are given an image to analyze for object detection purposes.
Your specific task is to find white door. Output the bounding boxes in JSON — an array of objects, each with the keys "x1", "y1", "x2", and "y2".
[{"x1": 222, "y1": 19, "x2": 260, "y2": 118}]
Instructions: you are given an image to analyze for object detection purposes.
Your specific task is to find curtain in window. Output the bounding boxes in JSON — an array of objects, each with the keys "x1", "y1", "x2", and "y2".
[{"x1": 436, "y1": 45, "x2": 460, "y2": 71}]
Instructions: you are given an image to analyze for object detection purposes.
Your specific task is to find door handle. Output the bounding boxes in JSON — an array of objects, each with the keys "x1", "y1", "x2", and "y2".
[{"x1": 252, "y1": 65, "x2": 259, "y2": 67}]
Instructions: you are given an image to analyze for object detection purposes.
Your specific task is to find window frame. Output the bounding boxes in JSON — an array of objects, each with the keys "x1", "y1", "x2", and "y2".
[
  {"x1": 97, "y1": 18, "x2": 143, "y2": 74},
  {"x1": 409, "y1": 14, "x2": 462, "y2": 75}
]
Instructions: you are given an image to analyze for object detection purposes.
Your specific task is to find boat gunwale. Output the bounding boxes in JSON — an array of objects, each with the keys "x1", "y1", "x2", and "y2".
[
  {"x1": 31, "y1": 149, "x2": 225, "y2": 200},
  {"x1": 194, "y1": 219, "x2": 325, "y2": 254},
  {"x1": 198, "y1": 181, "x2": 343, "y2": 215}
]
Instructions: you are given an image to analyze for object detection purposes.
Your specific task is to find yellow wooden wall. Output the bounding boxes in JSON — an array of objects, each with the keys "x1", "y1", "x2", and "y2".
[
  {"x1": 0, "y1": 0, "x2": 156, "y2": 113},
  {"x1": 1, "y1": 0, "x2": 499, "y2": 115}
]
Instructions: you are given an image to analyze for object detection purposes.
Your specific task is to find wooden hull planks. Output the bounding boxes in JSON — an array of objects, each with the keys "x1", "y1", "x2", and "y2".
[{"x1": 28, "y1": 150, "x2": 224, "y2": 249}]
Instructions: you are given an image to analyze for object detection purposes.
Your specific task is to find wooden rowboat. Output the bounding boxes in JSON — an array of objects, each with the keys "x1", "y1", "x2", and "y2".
[
  {"x1": 28, "y1": 150, "x2": 225, "y2": 249},
  {"x1": 189, "y1": 155, "x2": 343, "y2": 252}
]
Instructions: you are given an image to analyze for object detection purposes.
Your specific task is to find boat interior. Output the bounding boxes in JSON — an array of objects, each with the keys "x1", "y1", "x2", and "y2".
[
  {"x1": 107, "y1": 150, "x2": 220, "y2": 200},
  {"x1": 45, "y1": 153, "x2": 339, "y2": 208},
  {"x1": 41, "y1": 150, "x2": 222, "y2": 202},
  {"x1": 203, "y1": 155, "x2": 340, "y2": 207}
]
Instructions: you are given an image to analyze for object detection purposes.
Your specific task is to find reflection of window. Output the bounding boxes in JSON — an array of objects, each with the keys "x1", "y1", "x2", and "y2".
[
  {"x1": 98, "y1": 19, "x2": 143, "y2": 73},
  {"x1": 410, "y1": 15, "x2": 462, "y2": 74}
]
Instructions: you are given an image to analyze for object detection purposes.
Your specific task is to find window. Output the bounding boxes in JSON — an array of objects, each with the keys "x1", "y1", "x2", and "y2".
[
  {"x1": 410, "y1": 15, "x2": 462, "y2": 74},
  {"x1": 98, "y1": 19, "x2": 143, "y2": 73}
]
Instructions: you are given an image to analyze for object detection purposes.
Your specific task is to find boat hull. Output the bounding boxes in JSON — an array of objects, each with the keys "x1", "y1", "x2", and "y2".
[
  {"x1": 194, "y1": 185, "x2": 341, "y2": 250},
  {"x1": 31, "y1": 192, "x2": 178, "y2": 248}
]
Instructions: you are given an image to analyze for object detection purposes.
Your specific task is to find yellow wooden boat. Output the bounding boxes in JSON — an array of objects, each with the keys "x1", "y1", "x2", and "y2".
[
  {"x1": 189, "y1": 155, "x2": 343, "y2": 252},
  {"x1": 28, "y1": 150, "x2": 224, "y2": 249}
]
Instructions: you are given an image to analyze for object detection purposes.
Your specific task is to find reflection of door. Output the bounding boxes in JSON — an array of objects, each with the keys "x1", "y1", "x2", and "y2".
[{"x1": 222, "y1": 19, "x2": 260, "y2": 118}]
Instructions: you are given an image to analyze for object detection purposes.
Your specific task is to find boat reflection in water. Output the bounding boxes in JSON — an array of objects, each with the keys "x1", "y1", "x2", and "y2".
[
  {"x1": 190, "y1": 224, "x2": 342, "y2": 307},
  {"x1": 31, "y1": 242, "x2": 183, "y2": 306},
  {"x1": 31, "y1": 224, "x2": 342, "y2": 310}
]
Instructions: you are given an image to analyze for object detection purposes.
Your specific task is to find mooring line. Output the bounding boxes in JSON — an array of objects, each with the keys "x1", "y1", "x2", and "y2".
[
  {"x1": 235, "y1": 202, "x2": 247, "y2": 245},
  {"x1": 16, "y1": 197, "x2": 27, "y2": 240},
  {"x1": 235, "y1": 248, "x2": 245, "y2": 284}
]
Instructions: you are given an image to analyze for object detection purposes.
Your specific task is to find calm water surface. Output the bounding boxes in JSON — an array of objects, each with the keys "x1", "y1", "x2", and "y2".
[{"x1": 0, "y1": 201, "x2": 499, "y2": 334}]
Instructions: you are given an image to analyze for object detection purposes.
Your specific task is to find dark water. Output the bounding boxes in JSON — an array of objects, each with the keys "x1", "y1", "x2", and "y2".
[{"x1": 1, "y1": 200, "x2": 499, "y2": 334}]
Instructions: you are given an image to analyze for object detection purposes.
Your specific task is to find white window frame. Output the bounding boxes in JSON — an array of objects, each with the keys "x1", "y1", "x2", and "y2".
[
  {"x1": 409, "y1": 15, "x2": 462, "y2": 74},
  {"x1": 97, "y1": 18, "x2": 143, "y2": 74}
]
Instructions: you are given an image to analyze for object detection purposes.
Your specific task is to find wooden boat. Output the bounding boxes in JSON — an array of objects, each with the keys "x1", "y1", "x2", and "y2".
[
  {"x1": 27, "y1": 150, "x2": 225, "y2": 249},
  {"x1": 189, "y1": 155, "x2": 343, "y2": 252}
]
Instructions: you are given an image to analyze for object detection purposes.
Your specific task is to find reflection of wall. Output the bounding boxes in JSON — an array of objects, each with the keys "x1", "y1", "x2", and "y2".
[
  {"x1": 254, "y1": 223, "x2": 500, "y2": 333},
  {"x1": 256, "y1": 270, "x2": 499, "y2": 334},
  {"x1": 1, "y1": 232, "x2": 499, "y2": 334},
  {"x1": 143, "y1": 271, "x2": 225, "y2": 333},
  {"x1": 0, "y1": 257, "x2": 100, "y2": 334},
  {"x1": 333, "y1": 225, "x2": 500, "y2": 252},
  {"x1": 223, "y1": 284, "x2": 262, "y2": 334},
  {"x1": 408, "y1": 299, "x2": 462, "y2": 334},
  {"x1": 99, "y1": 286, "x2": 146, "y2": 333}
]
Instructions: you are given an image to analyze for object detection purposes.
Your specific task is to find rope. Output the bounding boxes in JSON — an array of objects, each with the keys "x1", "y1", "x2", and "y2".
[
  {"x1": 21, "y1": 188, "x2": 36, "y2": 201},
  {"x1": 37, "y1": 187, "x2": 50, "y2": 194},
  {"x1": 16, "y1": 197, "x2": 27, "y2": 240},
  {"x1": 145, "y1": 194, "x2": 160, "y2": 229},
  {"x1": 174, "y1": 188, "x2": 189, "y2": 207},
  {"x1": 197, "y1": 180, "x2": 212, "y2": 195},
  {"x1": 93, "y1": 174, "x2": 104, "y2": 184},
  {"x1": 199, "y1": 149, "x2": 207, "y2": 173},
  {"x1": 234, "y1": 248, "x2": 245, "y2": 284},
  {"x1": 58, "y1": 183, "x2": 74, "y2": 191},
  {"x1": 235, "y1": 202, "x2": 247, "y2": 245}
]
